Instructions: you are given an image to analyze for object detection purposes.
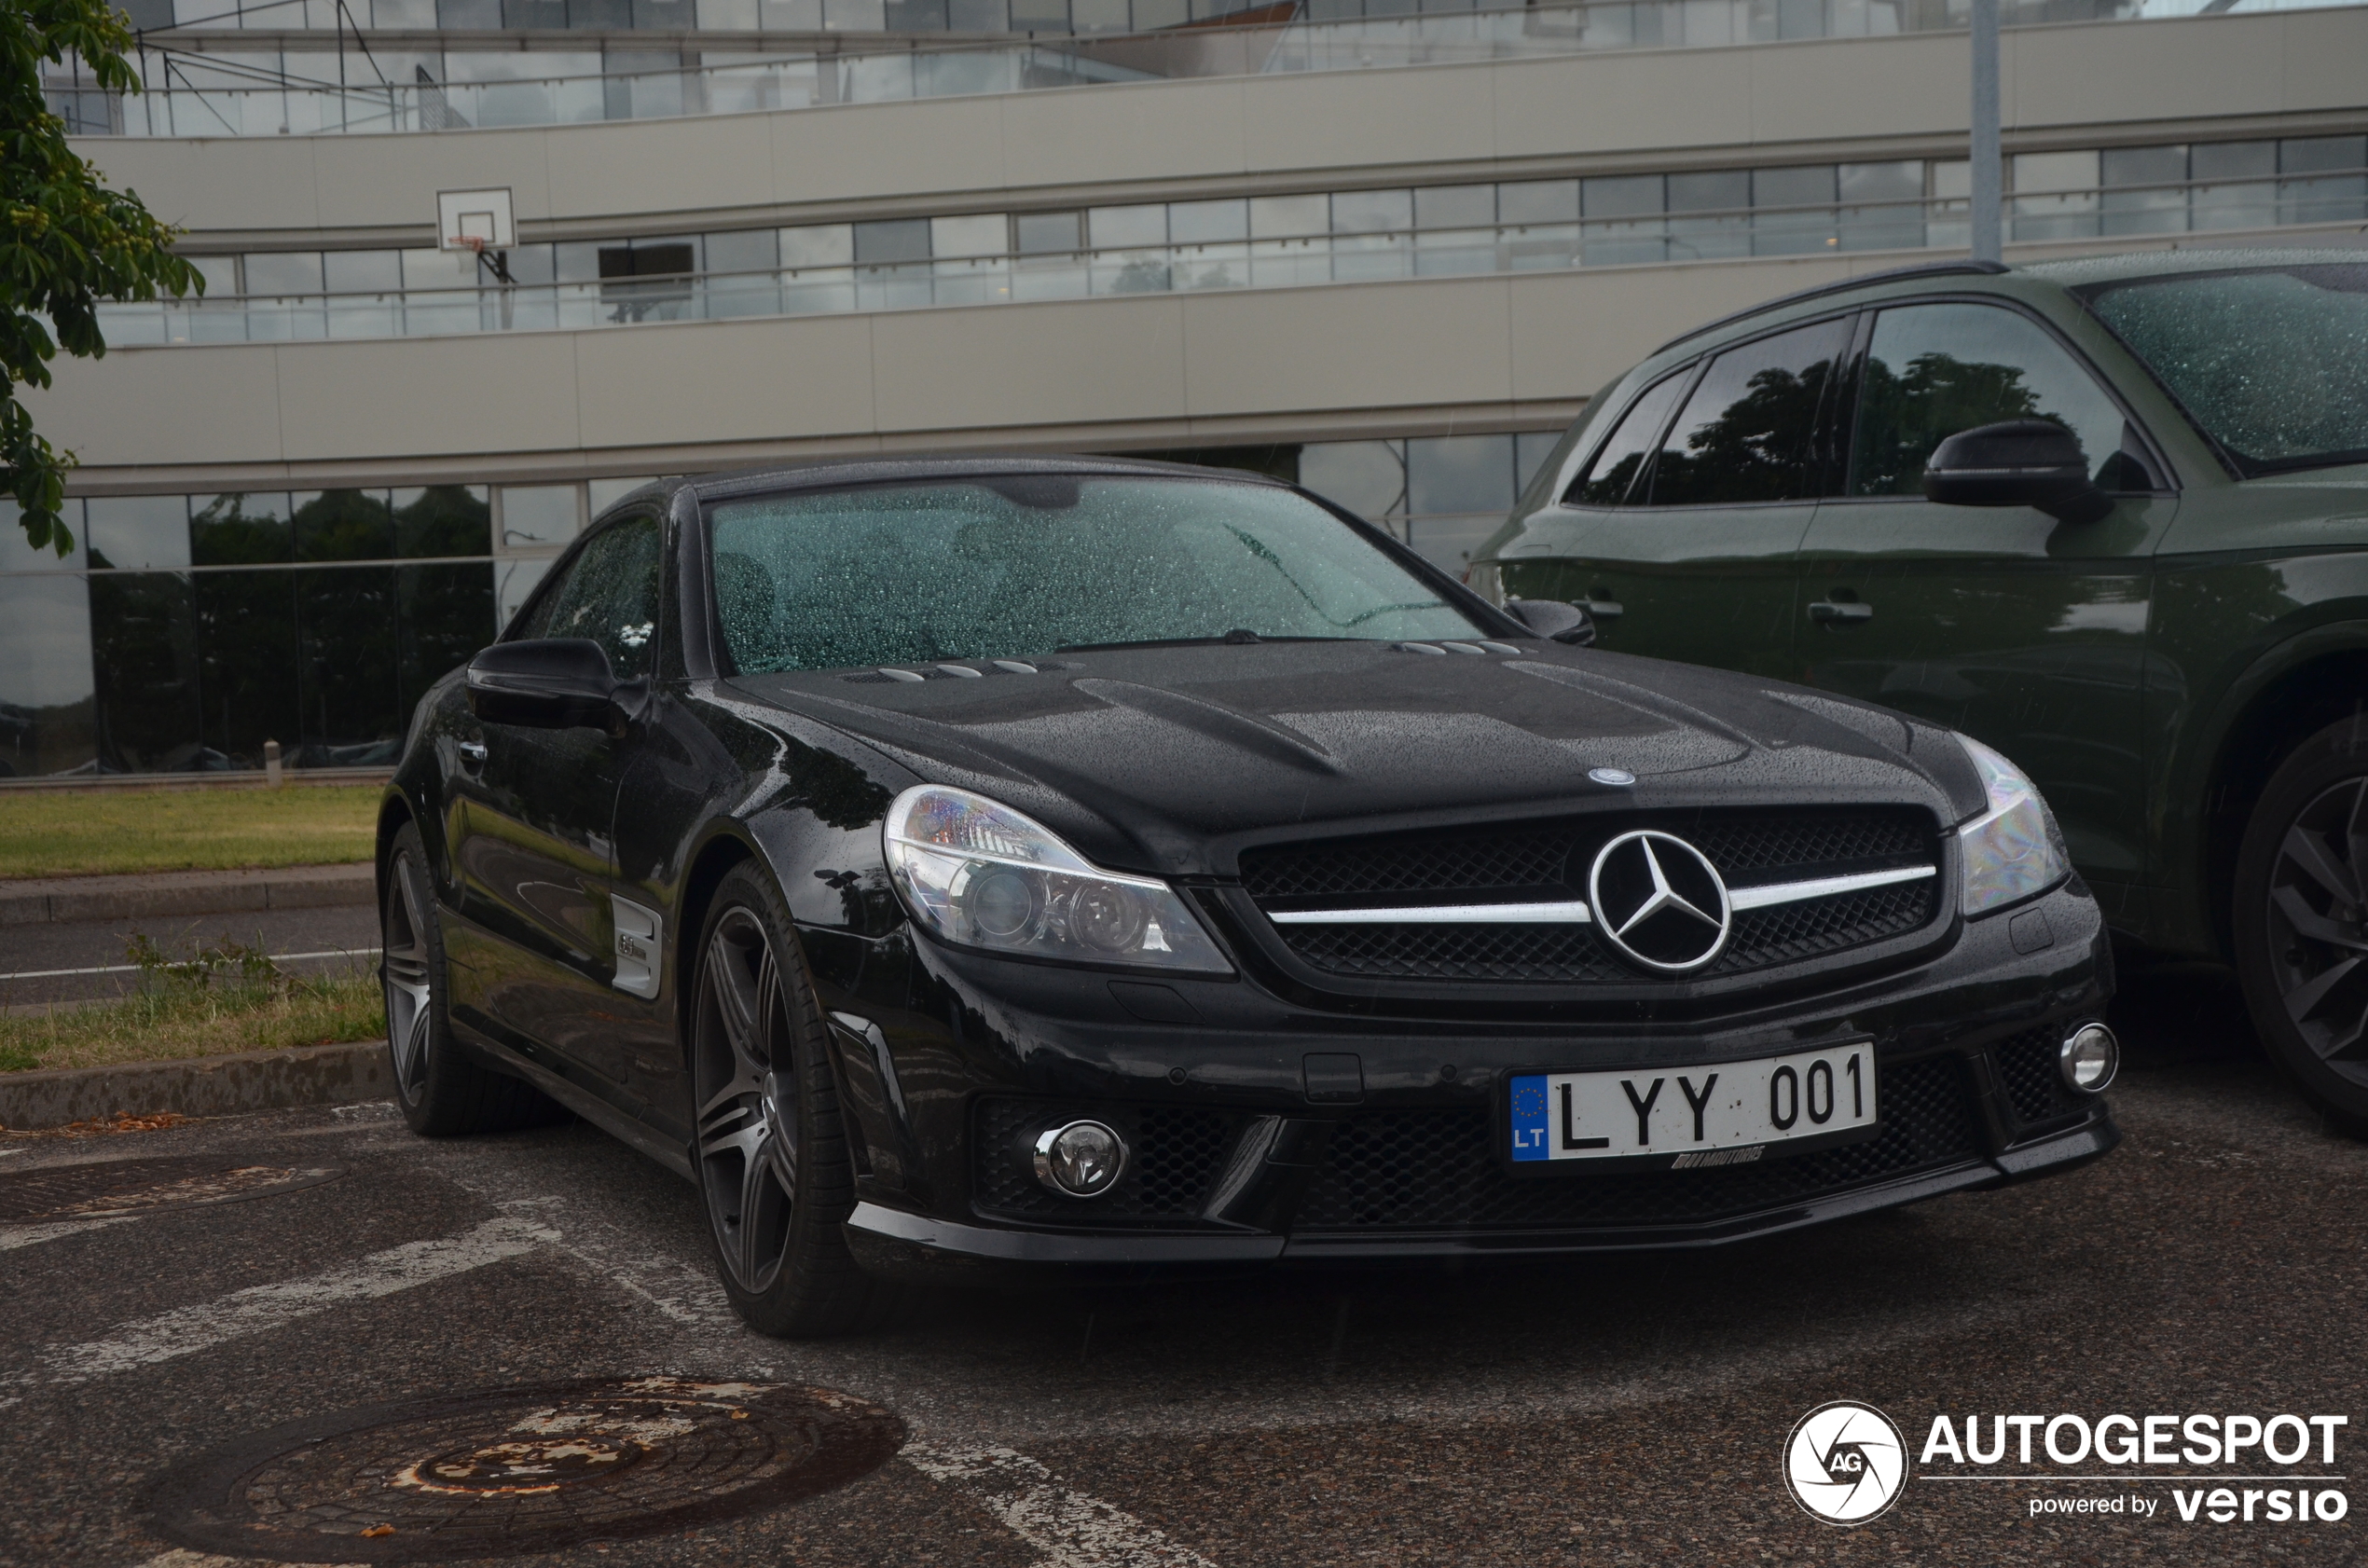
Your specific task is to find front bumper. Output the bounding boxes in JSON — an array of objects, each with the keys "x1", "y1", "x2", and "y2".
[
  {"x1": 821, "y1": 879, "x2": 2117, "y2": 1285},
  {"x1": 843, "y1": 1113, "x2": 2116, "y2": 1281}
]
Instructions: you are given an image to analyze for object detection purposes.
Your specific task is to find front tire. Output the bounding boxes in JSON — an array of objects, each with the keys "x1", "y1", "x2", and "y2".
[
  {"x1": 690, "y1": 862, "x2": 874, "y2": 1337},
  {"x1": 2232, "y1": 715, "x2": 2368, "y2": 1138},
  {"x1": 381, "y1": 822, "x2": 557, "y2": 1136}
]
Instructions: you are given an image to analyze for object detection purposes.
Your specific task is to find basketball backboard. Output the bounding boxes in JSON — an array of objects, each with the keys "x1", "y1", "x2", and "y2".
[{"x1": 437, "y1": 187, "x2": 516, "y2": 253}]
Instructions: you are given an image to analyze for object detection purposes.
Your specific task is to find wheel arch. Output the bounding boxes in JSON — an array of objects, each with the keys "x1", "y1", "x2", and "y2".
[
  {"x1": 375, "y1": 785, "x2": 417, "y2": 914},
  {"x1": 672, "y1": 825, "x2": 761, "y2": 1051},
  {"x1": 2196, "y1": 634, "x2": 2368, "y2": 959}
]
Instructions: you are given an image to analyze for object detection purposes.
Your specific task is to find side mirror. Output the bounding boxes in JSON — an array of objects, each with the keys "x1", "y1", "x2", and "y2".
[
  {"x1": 466, "y1": 639, "x2": 623, "y2": 731},
  {"x1": 1503, "y1": 598, "x2": 1596, "y2": 646},
  {"x1": 1922, "y1": 420, "x2": 2113, "y2": 525}
]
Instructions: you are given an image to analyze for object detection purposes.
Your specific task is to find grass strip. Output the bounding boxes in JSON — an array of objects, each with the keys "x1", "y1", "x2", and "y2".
[
  {"x1": 0, "y1": 975, "x2": 386, "y2": 1075},
  {"x1": 0, "y1": 784, "x2": 381, "y2": 879}
]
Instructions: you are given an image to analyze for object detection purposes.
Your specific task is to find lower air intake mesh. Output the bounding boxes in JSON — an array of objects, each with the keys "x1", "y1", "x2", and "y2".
[{"x1": 1295, "y1": 1053, "x2": 1983, "y2": 1231}]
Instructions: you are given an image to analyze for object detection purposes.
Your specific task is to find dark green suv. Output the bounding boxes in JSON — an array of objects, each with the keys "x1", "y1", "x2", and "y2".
[{"x1": 1472, "y1": 250, "x2": 2368, "y2": 1132}]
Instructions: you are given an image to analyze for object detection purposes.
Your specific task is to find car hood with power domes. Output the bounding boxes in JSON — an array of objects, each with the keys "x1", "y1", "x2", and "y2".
[{"x1": 726, "y1": 639, "x2": 1989, "y2": 880}]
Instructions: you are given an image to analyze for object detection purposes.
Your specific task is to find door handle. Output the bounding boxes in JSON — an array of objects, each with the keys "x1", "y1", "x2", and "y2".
[
  {"x1": 1808, "y1": 600, "x2": 1874, "y2": 626},
  {"x1": 1584, "y1": 600, "x2": 1625, "y2": 620},
  {"x1": 457, "y1": 739, "x2": 488, "y2": 765}
]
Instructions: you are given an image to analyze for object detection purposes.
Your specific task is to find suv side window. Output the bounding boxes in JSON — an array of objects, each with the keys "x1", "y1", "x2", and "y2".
[
  {"x1": 1645, "y1": 317, "x2": 1851, "y2": 506},
  {"x1": 515, "y1": 514, "x2": 663, "y2": 680},
  {"x1": 1848, "y1": 301, "x2": 2155, "y2": 496},
  {"x1": 1564, "y1": 368, "x2": 1689, "y2": 507}
]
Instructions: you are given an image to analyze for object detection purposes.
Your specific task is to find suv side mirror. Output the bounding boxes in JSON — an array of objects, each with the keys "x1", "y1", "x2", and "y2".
[
  {"x1": 1922, "y1": 420, "x2": 2113, "y2": 525},
  {"x1": 466, "y1": 639, "x2": 623, "y2": 730},
  {"x1": 1503, "y1": 598, "x2": 1597, "y2": 646}
]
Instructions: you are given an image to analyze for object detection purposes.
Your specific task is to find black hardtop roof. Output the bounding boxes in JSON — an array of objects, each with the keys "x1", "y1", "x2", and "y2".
[{"x1": 680, "y1": 453, "x2": 1283, "y2": 508}]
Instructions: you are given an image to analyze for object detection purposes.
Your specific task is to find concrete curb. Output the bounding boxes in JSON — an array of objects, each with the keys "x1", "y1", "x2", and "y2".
[
  {"x1": 0, "y1": 1040, "x2": 391, "y2": 1131},
  {"x1": 0, "y1": 863, "x2": 375, "y2": 927}
]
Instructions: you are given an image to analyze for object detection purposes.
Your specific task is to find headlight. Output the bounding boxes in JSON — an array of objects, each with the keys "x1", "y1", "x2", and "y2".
[
  {"x1": 883, "y1": 785, "x2": 1233, "y2": 973},
  {"x1": 1955, "y1": 735, "x2": 2070, "y2": 915}
]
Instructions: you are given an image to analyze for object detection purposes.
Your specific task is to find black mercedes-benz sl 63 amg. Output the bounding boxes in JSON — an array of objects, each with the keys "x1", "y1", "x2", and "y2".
[{"x1": 377, "y1": 456, "x2": 2119, "y2": 1335}]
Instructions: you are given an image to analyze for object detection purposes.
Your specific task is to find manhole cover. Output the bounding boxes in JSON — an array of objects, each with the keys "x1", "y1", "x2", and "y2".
[
  {"x1": 151, "y1": 1378, "x2": 906, "y2": 1561},
  {"x1": 0, "y1": 1158, "x2": 341, "y2": 1221}
]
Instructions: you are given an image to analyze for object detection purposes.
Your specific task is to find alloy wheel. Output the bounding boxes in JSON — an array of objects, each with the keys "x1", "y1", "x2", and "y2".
[
  {"x1": 382, "y1": 852, "x2": 435, "y2": 1101},
  {"x1": 2264, "y1": 776, "x2": 2368, "y2": 1088},
  {"x1": 693, "y1": 907, "x2": 800, "y2": 1295}
]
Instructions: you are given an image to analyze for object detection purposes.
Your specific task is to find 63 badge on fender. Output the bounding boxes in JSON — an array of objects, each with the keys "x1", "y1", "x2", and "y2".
[{"x1": 1507, "y1": 1041, "x2": 1879, "y2": 1172}]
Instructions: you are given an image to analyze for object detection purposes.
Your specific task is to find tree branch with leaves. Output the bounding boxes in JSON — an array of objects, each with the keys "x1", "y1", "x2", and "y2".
[{"x1": 3, "y1": 0, "x2": 199, "y2": 556}]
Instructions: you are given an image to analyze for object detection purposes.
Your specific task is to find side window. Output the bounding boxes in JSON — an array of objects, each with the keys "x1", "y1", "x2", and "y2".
[
  {"x1": 1646, "y1": 318, "x2": 1851, "y2": 506},
  {"x1": 517, "y1": 516, "x2": 663, "y2": 679},
  {"x1": 1848, "y1": 302, "x2": 2149, "y2": 496},
  {"x1": 1564, "y1": 369, "x2": 1688, "y2": 507}
]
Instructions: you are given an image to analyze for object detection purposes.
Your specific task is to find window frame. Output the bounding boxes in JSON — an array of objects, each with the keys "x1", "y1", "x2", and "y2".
[
  {"x1": 1826, "y1": 292, "x2": 2179, "y2": 506},
  {"x1": 501, "y1": 505, "x2": 667, "y2": 672},
  {"x1": 1557, "y1": 306, "x2": 1865, "y2": 514}
]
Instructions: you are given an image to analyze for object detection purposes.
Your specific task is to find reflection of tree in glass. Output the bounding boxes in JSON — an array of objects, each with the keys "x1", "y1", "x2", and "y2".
[
  {"x1": 1652, "y1": 362, "x2": 1833, "y2": 505},
  {"x1": 190, "y1": 495, "x2": 293, "y2": 567},
  {"x1": 294, "y1": 490, "x2": 394, "y2": 562},
  {"x1": 1577, "y1": 449, "x2": 1649, "y2": 507},
  {"x1": 1109, "y1": 260, "x2": 1170, "y2": 295},
  {"x1": 396, "y1": 486, "x2": 493, "y2": 558},
  {"x1": 1850, "y1": 352, "x2": 2062, "y2": 496}
]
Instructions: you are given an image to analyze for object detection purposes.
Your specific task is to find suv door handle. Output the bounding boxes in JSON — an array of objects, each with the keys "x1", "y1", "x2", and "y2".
[
  {"x1": 457, "y1": 739, "x2": 489, "y2": 765},
  {"x1": 1808, "y1": 600, "x2": 1874, "y2": 626}
]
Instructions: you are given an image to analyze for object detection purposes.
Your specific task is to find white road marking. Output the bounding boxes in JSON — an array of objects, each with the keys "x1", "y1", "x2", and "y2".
[
  {"x1": 0, "y1": 1217, "x2": 133, "y2": 1252},
  {"x1": 0, "y1": 948, "x2": 381, "y2": 983},
  {"x1": 459, "y1": 1193, "x2": 740, "y2": 1331},
  {"x1": 7, "y1": 1215, "x2": 554, "y2": 1391},
  {"x1": 905, "y1": 1443, "x2": 1218, "y2": 1568}
]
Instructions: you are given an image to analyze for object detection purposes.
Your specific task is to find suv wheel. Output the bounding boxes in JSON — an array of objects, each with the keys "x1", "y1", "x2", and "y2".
[{"x1": 2232, "y1": 715, "x2": 2368, "y2": 1138}]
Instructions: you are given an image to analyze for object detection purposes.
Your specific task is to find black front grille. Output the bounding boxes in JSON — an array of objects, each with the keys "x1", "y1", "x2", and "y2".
[
  {"x1": 1241, "y1": 808, "x2": 1939, "y2": 984},
  {"x1": 1294, "y1": 1054, "x2": 1984, "y2": 1231},
  {"x1": 1241, "y1": 809, "x2": 1929, "y2": 905},
  {"x1": 972, "y1": 1098, "x2": 1238, "y2": 1220},
  {"x1": 1280, "y1": 923, "x2": 1626, "y2": 983},
  {"x1": 1991, "y1": 1026, "x2": 2088, "y2": 1127}
]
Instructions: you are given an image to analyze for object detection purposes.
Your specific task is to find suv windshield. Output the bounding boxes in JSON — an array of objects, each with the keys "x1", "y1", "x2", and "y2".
[
  {"x1": 708, "y1": 475, "x2": 1484, "y2": 673},
  {"x1": 2075, "y1": 263, "x2": 2368, "y2": 475}
]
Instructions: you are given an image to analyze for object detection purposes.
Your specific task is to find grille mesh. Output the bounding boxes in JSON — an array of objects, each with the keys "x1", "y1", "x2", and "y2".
[
  {"x1": 1241, "y1": 809, "x2": 1928, "y2": 903},
  {"x1": 1240, "y1": 808, "x2": 1938, "y2": 984},
  {"x1": 972, "y1": 1098, "x2": 1238, "y2": 1220},
  {"x1": 1991, "y1": 1026, "x2": 2089, "y2": 1127},
  {"x1": 1294, "y1": 1054, "x2": 1983, "y2": 1231}
]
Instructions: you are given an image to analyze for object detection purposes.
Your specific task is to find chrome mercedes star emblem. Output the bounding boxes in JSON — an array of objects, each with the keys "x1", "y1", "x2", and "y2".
[{"x1": 1587, "y1": 830, "x2": 1733, "y2": 972}]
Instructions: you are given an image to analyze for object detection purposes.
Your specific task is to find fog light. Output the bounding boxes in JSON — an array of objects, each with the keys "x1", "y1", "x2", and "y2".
[
  {"x1": 1033, "y1": 1121, "x2": 1128, "y2": 1197},
  {"x1": 2059, "y1": 1022, "x2": 2118, "y2": 1093}
]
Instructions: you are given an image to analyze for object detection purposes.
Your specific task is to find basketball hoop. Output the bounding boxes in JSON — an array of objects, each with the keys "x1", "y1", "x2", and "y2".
[{"x1": 435, "y1": 187, "x2": 516, "y2": 254}]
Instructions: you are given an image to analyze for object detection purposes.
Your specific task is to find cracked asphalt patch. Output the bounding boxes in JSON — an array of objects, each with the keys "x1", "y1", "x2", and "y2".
[{"x1": 0, "y1": 1025, "x2": 2360, "y2": 1566}]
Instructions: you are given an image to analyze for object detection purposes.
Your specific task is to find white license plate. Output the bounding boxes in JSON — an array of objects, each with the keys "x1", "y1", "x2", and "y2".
[{"x1": 1508, "y1": 1041, "x2": 1877, "y2": 1168}]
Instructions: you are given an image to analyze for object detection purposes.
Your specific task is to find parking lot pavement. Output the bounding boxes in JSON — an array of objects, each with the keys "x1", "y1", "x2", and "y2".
[
  {"x1": 1, "y1": 1021, "x2": 2359, "y2": 1565},
  {"x1": 0, "y1": 904, "x2": 382, "y2": 1010}
]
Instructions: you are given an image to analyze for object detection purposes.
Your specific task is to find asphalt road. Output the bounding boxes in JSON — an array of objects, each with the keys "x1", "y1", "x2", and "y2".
[
  {"x1": 1, "y1": 971, "x2": 2360, "y2": 1567},
  {"x1": 0, "y1": 905, "x2": 382, "y2": 1010}
]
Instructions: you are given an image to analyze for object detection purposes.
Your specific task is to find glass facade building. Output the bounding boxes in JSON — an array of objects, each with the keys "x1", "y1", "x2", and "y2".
[
  {"x1": 26, "y1": 0, "x2": 2361, "y2": 777},
  {"x1": 0, "y1": 441, "x2": 1552, "y2": 777},
  {"x1": 94, "y1": 134, "x2": 2368, "y2": 348}
]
